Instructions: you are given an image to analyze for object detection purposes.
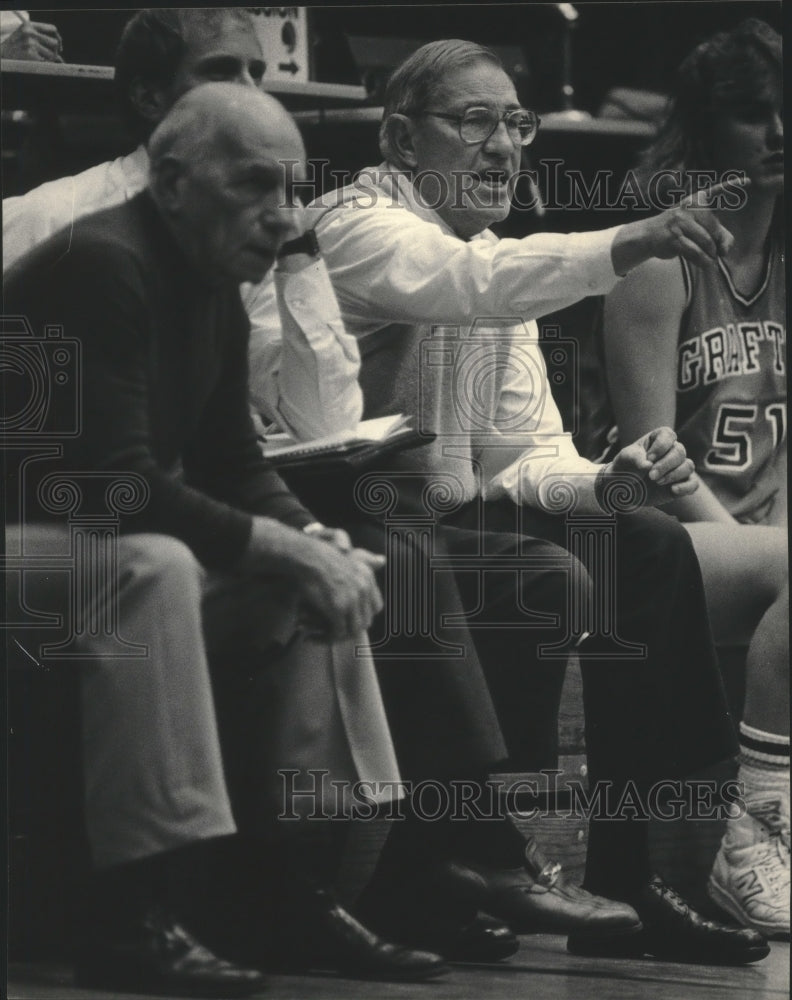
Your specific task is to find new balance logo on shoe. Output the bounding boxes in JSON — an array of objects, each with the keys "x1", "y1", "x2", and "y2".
[{"x1": 707, "y1": 798, "x2": 791, "y2": 940}]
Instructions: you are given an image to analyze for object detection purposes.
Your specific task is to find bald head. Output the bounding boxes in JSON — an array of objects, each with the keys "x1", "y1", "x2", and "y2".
[
  {"x1": 149, "y1": 82, "x2": 303, "y2": 176},
  {"x1": 148, "y1": 83, "x2": 306, "y2": 284}
]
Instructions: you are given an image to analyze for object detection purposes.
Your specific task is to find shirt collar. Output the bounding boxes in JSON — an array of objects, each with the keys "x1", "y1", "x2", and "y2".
[{"x1": 333, "y1": 161, "x2": 496, "y2": 245}]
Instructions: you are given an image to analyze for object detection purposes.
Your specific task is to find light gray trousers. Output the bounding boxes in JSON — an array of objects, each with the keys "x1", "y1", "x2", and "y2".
[{"x1": 6, "y1": 527, "x2": 399, "y2": 870}]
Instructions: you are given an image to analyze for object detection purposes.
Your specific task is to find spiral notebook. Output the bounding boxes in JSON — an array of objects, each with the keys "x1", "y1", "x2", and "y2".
[{"x1": 259, "y1": 414, "x2": 427, "y2": 470}]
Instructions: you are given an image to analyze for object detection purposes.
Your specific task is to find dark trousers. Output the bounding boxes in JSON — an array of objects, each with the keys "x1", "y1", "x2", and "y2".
[
  {"x1": 441, "y1": 498, "x2": 737, "y2": 782},
  {"x1": 286, "y1": 471, "x2": 737, "y2": 895},
  {"x1": 326, "y1": 517, "x2": 507, "y2": 782},
  {"x1": 440, "y1": 497, "x2": 738, "y2": 896}
]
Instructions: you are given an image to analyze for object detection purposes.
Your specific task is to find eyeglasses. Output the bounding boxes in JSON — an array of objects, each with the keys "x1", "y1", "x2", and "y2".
[{"x1": 415, "y1": 106, "x2": 541, "y2": 147}]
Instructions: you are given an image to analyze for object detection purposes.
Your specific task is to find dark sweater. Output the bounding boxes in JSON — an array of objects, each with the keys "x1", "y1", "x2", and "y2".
[{"x1": 3, "y1": 191, "x2": 312, "y2": 569}]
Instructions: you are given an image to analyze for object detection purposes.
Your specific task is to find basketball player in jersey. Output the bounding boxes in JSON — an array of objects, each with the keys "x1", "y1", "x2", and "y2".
[{"x1": 602, "y1": 19, "x2": 787, "y2": 938}]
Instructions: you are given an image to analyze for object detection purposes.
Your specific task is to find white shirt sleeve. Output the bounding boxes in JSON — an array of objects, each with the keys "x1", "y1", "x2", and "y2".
[
  {"x1": 0, "y1": 10, "x2": 29, "y2": 43},
  {"x1": 3, "y1": 181, "x2": 79, "y2": 271},
  {"x1": 472, "y1": 322, "x2": 605, "y2": 511},
  {"x1": 3, "y1": 152, "x2": 148, "y2": 273},
  {"x1": 315, "y1": 199, "x2": 622, "y2": 329},
  {"x1": 244, "y1": 259, "x2": 363, "y2": 440}
]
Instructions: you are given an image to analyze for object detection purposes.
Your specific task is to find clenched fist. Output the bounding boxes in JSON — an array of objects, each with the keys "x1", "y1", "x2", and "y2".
[{"x1": 606, "y1": 426, "x2": 699, "y2": 507}]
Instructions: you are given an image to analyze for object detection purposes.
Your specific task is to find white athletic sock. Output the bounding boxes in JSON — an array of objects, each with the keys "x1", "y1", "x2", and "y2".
[{"x1": 737, "y1": 722, "x2": 789, "y2": 803}]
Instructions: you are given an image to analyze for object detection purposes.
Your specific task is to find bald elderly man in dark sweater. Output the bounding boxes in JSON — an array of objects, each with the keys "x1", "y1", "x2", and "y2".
[{"x1": 3, "y1": 84, "x2": 447, "y2": 994}]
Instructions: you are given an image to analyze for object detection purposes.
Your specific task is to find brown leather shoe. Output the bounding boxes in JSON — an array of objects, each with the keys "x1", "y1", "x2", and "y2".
[{"x1": 436, "y1": 840, "x2": 642, "y2": 936}]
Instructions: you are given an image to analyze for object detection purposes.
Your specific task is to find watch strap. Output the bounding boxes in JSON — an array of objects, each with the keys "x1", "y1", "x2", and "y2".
[{"x1": 279, "y1": 229, "x2": 321, "y2": 258}]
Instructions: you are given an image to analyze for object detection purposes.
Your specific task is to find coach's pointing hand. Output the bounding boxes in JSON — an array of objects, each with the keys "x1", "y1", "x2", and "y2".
[{"x1": 610, "y1": 177, "x2": 749, "y2": 276}]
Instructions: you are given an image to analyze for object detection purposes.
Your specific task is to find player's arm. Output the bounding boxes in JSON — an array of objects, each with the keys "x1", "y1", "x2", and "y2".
[{"x1": 602, "y1": 256, "x2": 736, "y2": 524}]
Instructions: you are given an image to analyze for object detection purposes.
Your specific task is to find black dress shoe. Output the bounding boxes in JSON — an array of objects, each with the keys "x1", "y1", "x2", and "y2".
[
  {"x1": 567, "y1": 875, "x2": 771, "y2": 965},
  {"x1": 435, "y1": 840, "x2": 642, "y2": 936},
  {"x1": 272, "y1": 890, "x2": 448, "y2": 981},
  {"x1": 419, "y1": 911, "x2": 520, "y2": 963},
  {"x1": 74, "y1": 904, "x2": 266, "y2": 997},
  {"x1": 355, "y1": 881, "x2": 519, "y2": 962}
]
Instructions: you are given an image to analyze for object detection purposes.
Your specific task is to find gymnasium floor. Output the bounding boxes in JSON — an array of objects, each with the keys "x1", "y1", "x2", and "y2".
[{"x1": 8, "y1": 937, "x2": 789, "y2": 1000}]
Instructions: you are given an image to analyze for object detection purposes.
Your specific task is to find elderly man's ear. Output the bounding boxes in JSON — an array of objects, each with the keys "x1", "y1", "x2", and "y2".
[
  {"x1": 385, "y1": 114, "x2": 419, "y2": 170},
  {"x1": 149, "y1": 157, "x2": 188, "y2": 212}
]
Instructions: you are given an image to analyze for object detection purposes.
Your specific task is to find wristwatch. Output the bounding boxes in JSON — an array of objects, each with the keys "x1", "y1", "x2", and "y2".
[{"x1": 278, "y1": 229, "x2": 321, "y2": 259}]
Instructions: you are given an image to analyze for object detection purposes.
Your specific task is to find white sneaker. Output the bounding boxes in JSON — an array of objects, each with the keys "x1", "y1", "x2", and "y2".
[{"x1": 707, "y1": 796, "x2": 790, "y2": 939}]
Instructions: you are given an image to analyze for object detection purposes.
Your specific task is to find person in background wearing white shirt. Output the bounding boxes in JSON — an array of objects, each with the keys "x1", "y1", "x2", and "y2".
[
  {"x1": 311, "y1": 38, "x2": 771, "y2": 965},
  {"x1": 2, "y1": 6, "x2": 361, "y2": 441}
]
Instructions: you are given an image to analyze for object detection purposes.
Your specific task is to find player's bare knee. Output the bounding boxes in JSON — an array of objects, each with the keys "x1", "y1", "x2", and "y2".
[
  {"x1": 744, "y1": 528, "x2": 788, "y2": 603},
  {"x1": 765, "y1": 531, "x2": 788, "y2": 595},
  {"x1": 774, "y1": 578, "x2": 789, "y2": 617}
]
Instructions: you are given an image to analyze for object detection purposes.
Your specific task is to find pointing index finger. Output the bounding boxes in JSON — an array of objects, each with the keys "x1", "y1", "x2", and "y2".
[{"x1": 688, "y1": 174, "x2": 751, "y2": 209}]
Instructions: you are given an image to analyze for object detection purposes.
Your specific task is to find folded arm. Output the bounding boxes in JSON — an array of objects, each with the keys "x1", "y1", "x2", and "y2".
[{"x1": 245, "y1": 257, "x2": 363, "y2": 440}]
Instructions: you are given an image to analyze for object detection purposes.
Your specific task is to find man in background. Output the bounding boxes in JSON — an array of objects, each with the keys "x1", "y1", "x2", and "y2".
[{"x1": 3, "y1": 6, "x2": 362, "y2": 440}]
